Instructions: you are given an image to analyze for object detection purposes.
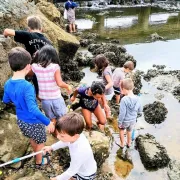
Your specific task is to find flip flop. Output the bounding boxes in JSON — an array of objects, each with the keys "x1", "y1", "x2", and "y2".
[
  {"x1": 35, "y1": 153, "x2": 51, "y2": 168},
  {"x1": 115, "y1": 142, "x2": 124, "y2": 149}
]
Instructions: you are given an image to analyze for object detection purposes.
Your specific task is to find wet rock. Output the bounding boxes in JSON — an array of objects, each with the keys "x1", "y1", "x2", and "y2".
[
  {"x1": 80, "y1": 39, "x2": 95, "y2": 48},
  {"x1": 151, "y1": 32, "x2": 164, "y2": 41},
  {"x1": 172, "y1": 84, "x2": 180, "y2": 101},
  {"x1": 143, "y1": 69, "x2": 159, "y2": 81},
  {"x1": 154, "y1": 93, "x2": 165, "y2": 100},
  {"x1": 136, "y1": 134, "x2": 170, "y2": 170},
  {"x1": 88, "y1": 44, "x2": 101, "y2": 53},
  {"x1": 75, "y1": 52, "x2": 93, "y2": 67},
  {"x1": 17, "y1": 171, "x2": 49, "y2": 180},
  {"x1": 153, "y1": 64, "x2": 166, "y2": 70},
  {"x1": 58, "y1": 131, "x2": 110, "y2": 169},
  {"x1": 143, "y1": 101, "x2": 168, "y2": 124},
  {"x1": 110, "y1": 39, "x2": 120, "y2": 44},
  {"x1": 168, "y1": 160, "x2": 180, "y2": 180},
  {"x1": 81, "y1": 32, "x2": 98, "y2": 40},
  {"x1": 0, "y1": 113, "x2": 29, "y2": 168}
]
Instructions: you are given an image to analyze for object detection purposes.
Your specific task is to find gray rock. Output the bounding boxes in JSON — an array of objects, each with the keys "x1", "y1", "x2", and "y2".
[
  {"x1": 151, "y1": 32, "x2": 164, "y2": 41},
  {"x1": 136, "y1": 134, "x2": 170, "y2": 170},
  {"x1": 143, "y1": 101, "x2": 168, "y2": 124},
  {"x1": 168, "y1": 160, "x2": 180, "y2": 180},
  {"x1": 154, "y1": 93, "x2": 165, "y2": 100},
  {"x1": 143, "y1": 69, "x2": 159, "y2": 81}
]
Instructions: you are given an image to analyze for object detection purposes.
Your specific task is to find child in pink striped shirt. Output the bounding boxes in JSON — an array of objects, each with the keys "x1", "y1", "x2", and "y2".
[{"x1": 31, "y1": 45, "x2": 71, "y2": 127}]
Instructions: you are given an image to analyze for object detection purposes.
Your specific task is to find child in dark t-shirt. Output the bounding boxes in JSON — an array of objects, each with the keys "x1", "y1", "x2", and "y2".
[
  {"x1": 3, "y1": 15, "x2": 51, "y2": 96},
  {"x1": 71, "y1": 81, "x2": 109, "y2": 132}
]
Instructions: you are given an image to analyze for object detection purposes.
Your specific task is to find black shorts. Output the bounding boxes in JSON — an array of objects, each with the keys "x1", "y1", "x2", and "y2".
[
  {"x1": 72, "y1": 173, "x2": 96, "y2": 180},
  {"x1": 113, "y1": 86, "x2": 121, "y2": 95},
  {"x1": 17, "y1": 120, "x2": 46, "y2": 144}
]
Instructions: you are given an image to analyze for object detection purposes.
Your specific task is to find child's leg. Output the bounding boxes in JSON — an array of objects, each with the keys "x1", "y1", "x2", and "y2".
[
  {"x1": 93, "y1": 104, "x2": 106, "y2": 131},
  {"x1": 69, "y1": 24, "x2": 73, "y2": 33},
  {"x1": 116, "y1": 94, "x2": 120, "y2": 104},
  {"x1": 82, "y1": 108, "x2": 92, "y2": 130},
  {"x1": 72, "y1": 23, "x2": 76, "y2": 32},
  {"x1": 127, "y1": 130, "x2": 132, "y2": 147},
  {"x1": 30, "y1": 139, "x2": 44, "y2": 164},
  {"x1": 119, "y1": 129, "x2": 125, "y2": 147}
]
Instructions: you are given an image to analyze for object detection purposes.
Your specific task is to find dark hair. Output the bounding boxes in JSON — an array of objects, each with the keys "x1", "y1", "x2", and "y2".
[
  {"x1": 91, "y1": 81, "x2": 105, "y2": 95},
  {"x1": 27, "y1": 15, "x2": 42, "y2": 30},
  {"x1": 94, "y1": 54, "x2": 109, "y2": 70},
  {"x1": 123, "y1": 61, "x2": 135, "y2": 71},
  {"x1": 36, "y1": 45, "x2": 60, "y2": 68},
  {"x1": 56, "y1": 112, "x2": 85, "y2": 136},
  {"x1": 8, "y1": 47, "x2": 32, "y2": 72}
]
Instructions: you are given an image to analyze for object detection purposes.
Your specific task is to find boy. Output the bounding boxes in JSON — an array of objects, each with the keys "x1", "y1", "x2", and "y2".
[
  {"x1": 118, "y1": 78, "x2": 142, "y2": 149},
  {"x1": 3, "y1": 47, "x2": 54, "y2": 166},
  {"x1": 3, "y1": 15, "x2": 51, "y2": 96},
  {"x1": 43, "y1": 112, "x2": 97, "y2": 180},
  {"x1": 112, "y1": 61, "x2": 134, "y2": 104}
]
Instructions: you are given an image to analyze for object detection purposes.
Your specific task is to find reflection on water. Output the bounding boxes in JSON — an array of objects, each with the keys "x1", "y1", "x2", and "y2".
[{"x1": 76, "y1": 7, "x2": 180, "y2": 44}]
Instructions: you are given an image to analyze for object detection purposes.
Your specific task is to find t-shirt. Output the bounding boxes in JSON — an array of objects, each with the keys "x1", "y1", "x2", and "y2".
[
  {"x1": 31, "y1": 63, "x2": 61, "y2": 100},
  {"x1": 78, "y1": 86, "x2": 98, "y2": 112},
  {"x1": 112, "y1": 67, "x2": 125, "y2": 88},
  {"x1": 14, "y1": 31, "x2": 51, "y2": 56},
  {"x1": 3, "y1": 79, "x2": 50, "y2": 125},
  {"x1": 51, "y1": 133, "x2": 97, "y2": 180},
  {"x1": 102, "y1": 66, "x2": 114, "y2": 95}
]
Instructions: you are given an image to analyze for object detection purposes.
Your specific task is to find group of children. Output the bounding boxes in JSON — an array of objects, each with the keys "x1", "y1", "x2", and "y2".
[{"x1": 2, "y1": 15, "x2": 142, "y2": 180}]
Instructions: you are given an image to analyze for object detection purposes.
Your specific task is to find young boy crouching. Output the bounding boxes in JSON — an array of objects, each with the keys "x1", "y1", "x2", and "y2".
[{"x1": 43, "y1": 112, "x2": 97, "y2": 180}]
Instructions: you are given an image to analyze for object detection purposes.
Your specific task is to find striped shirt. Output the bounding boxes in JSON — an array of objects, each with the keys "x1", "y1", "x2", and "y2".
[{"x1": 32, "y1": 63, "x2": 61, "y2": 99}]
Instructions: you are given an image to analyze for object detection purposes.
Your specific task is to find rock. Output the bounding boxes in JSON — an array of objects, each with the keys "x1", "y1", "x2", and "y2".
[
  {"x1": 136, "y1": 134, "x2": 170, "y2": 170},
  {"x1": 154, "y1": 93, "x2": 165, "y2": 100},
  {"x1": 57, "y1": 131, "x2": 110, "y2": 169},
  {"x1": 110, "y1": 39, "x2": 120, "y2": 44},
  {"x1": 153, "y1": 64, "x2": 166, "y2": 70},
  {"x1": 75, "y1": 52, "x2": 93, "y2": 67},
  {"x1": 17, "y1": 171, "x2": 49, "y2": 180},
  {"x1": 143, "y1": 101, "x2": 168, "y2": 124},
  {"x1": 168, "y1": 160, "x2": 180, "y2": 180},
  {"x1": 80, "y1": 39, "x2": 95, "y2": 48},
  {"x1": 0, "y1": 113, "x2": 29, "y2": 167},
  {"x1": 143, "y1": 69, "x2": 159, "y2": 81},
  {"x1": 172, "y1": 84, "x2": 180, "y2": 101},
  {"x1": 88, "y1": 44, "x2": 101, "y2": 53},
  {"x1": 151, "y1": 32, "x2": 164, "y2": 41}
]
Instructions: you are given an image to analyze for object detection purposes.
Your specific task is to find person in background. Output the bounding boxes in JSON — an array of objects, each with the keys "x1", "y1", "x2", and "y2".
[
  {"x1": 65, "y1": 0, "x2": 78, "y2": 33},
  {"x1": 43, "y1": 112, "x2": 97, "y2": 180},
  {"x1": 118, "y1": 78, "x2": 142, "y2": 149},
  {"x1": 112, "y1": 61, "x2": 134, "y2": 104},
  {"x1": 3, "y1": 47, "x2": 54, "y2": 167}
]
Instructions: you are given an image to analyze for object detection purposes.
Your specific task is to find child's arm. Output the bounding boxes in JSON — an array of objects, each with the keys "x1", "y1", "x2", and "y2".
[
  {"x1": 118, "y1": 99, "x2": 127, "y2": 126},
  {"x1": 101, "y1": 94, "x2": 110, "y2": 115},
  {"x1": 70, "y1": 88, "x2": 79, "y2": 102},
  {"x1": 54, "y1": 69, "x2": 71, "y2": 94},
  {"x1": 3, "y1": 29, "x2": 15, "y2": 37},
  {"x1": 3, "y1": 83, "x2": 11, "y2": 104},
  {"x1": 104, "y1": 74, "x2": 113, "y2": 90}
]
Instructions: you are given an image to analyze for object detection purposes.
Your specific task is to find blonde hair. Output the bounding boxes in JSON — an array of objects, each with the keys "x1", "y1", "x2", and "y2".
[
  {"x1": 27, "y1": 15, "x2": 42, "y2": 30},
  {"x1": 121, "y1": 78, "x2": 134, "y2": 90}
]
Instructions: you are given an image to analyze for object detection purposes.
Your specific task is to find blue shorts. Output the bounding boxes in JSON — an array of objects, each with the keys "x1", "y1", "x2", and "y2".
[
  {"x1": 41, "y1": 97, "x2": 67, "y2": 120},
  {"x1": 113, "y1": 86, "x2": 121, "y2": 95}
]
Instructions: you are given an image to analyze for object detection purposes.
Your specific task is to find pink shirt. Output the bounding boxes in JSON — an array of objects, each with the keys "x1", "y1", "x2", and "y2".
[{"x1": 32, "y1": 63, "x2": 61, "y2": 99}]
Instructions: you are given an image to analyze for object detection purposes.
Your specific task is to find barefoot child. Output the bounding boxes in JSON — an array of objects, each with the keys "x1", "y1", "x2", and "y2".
[
  {"x1": 113, "y1": 61, "x2": 134, "y2": 104},
  {"x1": 3, "y1": 47, "x2": 54, "y2": 166},
  {"x1": 71, "y1": 81, "x2": 108, "y2": 131},
  {"x1": 43, "y1": 112, "x2": 97, "y2": 180},
  {"x1": 3, "y1": 15, "x2": 52, "y2": 96},
  {"x1": 118, "y1": 78, "x2": 142, "y2": 148},
  {"x1": 31, "y1": 45, "x2": 71, "y2": 126}
]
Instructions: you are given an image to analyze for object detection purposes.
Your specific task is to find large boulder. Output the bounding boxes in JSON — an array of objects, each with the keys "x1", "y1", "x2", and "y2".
[
  {"x1": 0, "y1": 113, "x2": 29, "y2": 168},
  {"x1": 143, "y1": 101, "x2": 168, "y2": 124},
  {"x1": 136, "y1": 134, "x2": 170, "y2": 170},
  {"x1": 168, "y1": 160, "x2": 180, "y2": 180}
]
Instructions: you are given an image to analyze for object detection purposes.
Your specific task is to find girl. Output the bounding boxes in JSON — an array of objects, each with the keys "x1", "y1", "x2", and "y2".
[
  {"x1": 71, "y1": 81, "x2": 108, "y2": 132},
  {"x1": 94, "y1": 54, "x2": 114, "y2": 117},
  {"x1": 31, "y1": 45, "x2": 71, "y2": 127}
]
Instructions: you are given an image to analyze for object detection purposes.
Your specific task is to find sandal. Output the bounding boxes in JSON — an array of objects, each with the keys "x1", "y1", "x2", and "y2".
[
  {"x1": 35, "y1": 153, "x2": 51, "y2": 168},
  {"x1": 115, "y1": 142, "x2": 124, "y2": 149}
]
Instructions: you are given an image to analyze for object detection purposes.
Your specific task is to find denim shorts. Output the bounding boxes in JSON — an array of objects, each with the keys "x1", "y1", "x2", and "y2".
[
  {"x1": 119, "y1": 121, "x2": 136, "y2": 132},
  {"x1": 41, "y1": 97, "x2": 67, "y2": 120}
]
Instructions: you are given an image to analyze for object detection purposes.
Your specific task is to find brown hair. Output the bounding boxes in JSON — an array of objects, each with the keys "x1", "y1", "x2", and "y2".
[
  {"x1": 27, "y1": 15, "x2": 42, "y2": 30},
  {"x1": 8, "y1": 47, "x2": 32, "y2": 72},
  {"x1": 121, "y1": 78, "x2": 134, "y2": 90},
  {"x1": 94, "y1": 54, "x2": 109, "y2": 70},
  {"x1": 123, "y1": 61, "x2": 134, "y2": 71},
  {"x1": 56, "y1": 112, "x2": 85, "y2": 136}
]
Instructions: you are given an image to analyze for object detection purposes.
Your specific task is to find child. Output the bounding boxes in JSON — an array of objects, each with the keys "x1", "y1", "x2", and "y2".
[
  {"x1": 71, "y1": 81, "x2": 108, "y2": 131},
  {"x1": 94, "y1": 54, "x2": 114, "y2": 117},
  {"x1": 3, "y1": 47, "x2": 54, "y2": 166},
  {"x1": 43, "y1": 112, "x2": 97, "y2": 180},
  {"x1": 65, "y1": 0, "x2": 78, "y2": 33},
  {"x1": 3, "y1": 15, "x2": 52, "y2": 96},
  {"x1": 118, "y1": 78, "x2": 142, "y2": 148},
  {"x1": 113, "y1": 61, "x2": 134, "y2": 104},
  {"x1": 31, "y1": 45, "x2": 71, "y2": 126}
]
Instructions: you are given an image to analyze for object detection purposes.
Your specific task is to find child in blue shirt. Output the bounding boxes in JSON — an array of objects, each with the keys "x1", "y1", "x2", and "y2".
[{"x1": 3, "y1": 47, "x2": 54, "y2": 166}]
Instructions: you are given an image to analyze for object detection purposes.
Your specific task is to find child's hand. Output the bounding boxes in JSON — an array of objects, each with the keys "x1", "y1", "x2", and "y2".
[
  {"x1": 47, "y1": 122, "x2": 55, "y2": 133},
  {"x1": 67, "y1": 85, "x2": 72, "y2": 95},
  {"x1": 70, "y1": 96, "x2": 75, "y2": 102},
  {"x1": 42, "y1": 146, "x2": 52, "y2": 154},
  {"x1": 50, "y1": 177, "x2": 57, "y2": 180}
]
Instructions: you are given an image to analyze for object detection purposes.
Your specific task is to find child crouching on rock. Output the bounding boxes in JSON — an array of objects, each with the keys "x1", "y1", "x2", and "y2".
[
  {"x1": 43, "y1": 112, "x2": 97, "y2": 180},
  {"x1": 3, "y1": 47, "x2": 54, "y2": 166},
  {"x1": 118, "y1": 78, "x2": 142, "y2": 149},
  {"x1": 70, "y1": 81, "x2": 109, "y2": 132}
]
